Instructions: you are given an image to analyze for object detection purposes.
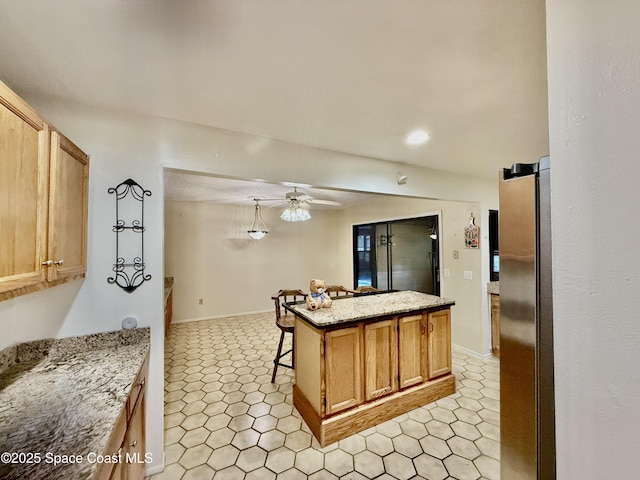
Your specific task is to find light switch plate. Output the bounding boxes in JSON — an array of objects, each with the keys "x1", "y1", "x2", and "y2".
[
  {"x1": 444, "y1": 268, "x2": 451, "y2": 277},
  {"x1": 464, "y1": 271, "x2": 473, "y2": 280}
]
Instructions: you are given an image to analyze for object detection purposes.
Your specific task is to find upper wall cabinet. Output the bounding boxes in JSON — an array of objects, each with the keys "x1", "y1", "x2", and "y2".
[
  {"x1": 47, "y1": 131, "x2": 89, "y2": 282},
  {"x1": 0, "y1": 80, "x2": 89, "y2": 301},
  {"x1": 0, "y1": 81, "x2": 50, "y2": 296}
]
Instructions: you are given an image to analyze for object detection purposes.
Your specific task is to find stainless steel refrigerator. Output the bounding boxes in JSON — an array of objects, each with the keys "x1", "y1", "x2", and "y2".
[{"x1": 499, "y1": 156, "x2": 555, "y2": 480}]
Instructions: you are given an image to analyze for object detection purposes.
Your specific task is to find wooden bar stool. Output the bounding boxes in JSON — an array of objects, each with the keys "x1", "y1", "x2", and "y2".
[
  {"x1": 271, "y1": 289, "x2": 307, "y2": 383},
  {"x1": 325, "y1": 285, "x2": 357, "y2": 298}
]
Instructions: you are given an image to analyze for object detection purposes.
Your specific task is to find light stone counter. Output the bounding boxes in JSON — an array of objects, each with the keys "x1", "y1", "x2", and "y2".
[
  {"x1": 285, "y1": 290, "x2": 455, "y2": 328},
  {"x1": 488, "y1": 281, "x2": 499, "y2": 294},
  {"x1": 0, "y1": 328, "x2": 150, "y2": 480}
]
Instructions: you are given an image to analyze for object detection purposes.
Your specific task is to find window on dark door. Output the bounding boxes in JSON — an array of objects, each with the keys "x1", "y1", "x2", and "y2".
[
  {"x1": 489, "y1": 209, "x2": 499, "y2": 281},
  {"x1": 353, "y1": 216, "x2": 440, "y2": 295}
]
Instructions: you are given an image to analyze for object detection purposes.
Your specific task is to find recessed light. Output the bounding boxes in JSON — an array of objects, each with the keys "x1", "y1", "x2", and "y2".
[{"x1": 405, "y1": 130, "x2": 430, "y2": 145}]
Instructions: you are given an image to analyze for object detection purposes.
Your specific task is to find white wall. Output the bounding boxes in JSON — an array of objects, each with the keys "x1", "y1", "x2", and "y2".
[
  {"x1": 336, "y1": 196, "x2": 487, "y2": 355},
  {"x1": 0, "y1": 93, "x2": 499, "y2": 473},
  {"x1": 165, "y1": 195, "x2": 496, "y2": 356},
  {"x1": 547, "y1": 0, "x2": 640, "y2": 477},
  {"x1": 165, "y1": 201, "x2": 342, "y2": 320}
]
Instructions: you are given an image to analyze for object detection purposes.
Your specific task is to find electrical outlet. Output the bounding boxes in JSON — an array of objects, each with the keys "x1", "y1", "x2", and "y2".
[
  {"x1": 453, "y1": 250, "x2": 459, "y2": 259},
  {"x1": 444, "y1": 268, "x2": 451, "y2": 277},
  {"x1": 198, "y1": 298, "x2": 204, "y2": 305},
  {"x1": 464, "y1": 271, "x2": 473, "y2": 280}
]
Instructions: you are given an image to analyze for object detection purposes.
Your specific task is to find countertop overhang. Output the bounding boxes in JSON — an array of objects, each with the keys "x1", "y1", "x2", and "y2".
[{"x1": 285, "y1": 290, "x2": 455, "y2": 328}]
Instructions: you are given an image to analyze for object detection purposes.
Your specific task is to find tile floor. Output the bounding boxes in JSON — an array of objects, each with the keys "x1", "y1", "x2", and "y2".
[{"x1": 150, "y1": 312, "x2": 500, "y2": 480}]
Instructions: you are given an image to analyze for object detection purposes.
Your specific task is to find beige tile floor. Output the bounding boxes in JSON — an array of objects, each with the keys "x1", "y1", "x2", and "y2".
[{"x1": 150, "y1": 312, "x2": 500, "y2": 480}]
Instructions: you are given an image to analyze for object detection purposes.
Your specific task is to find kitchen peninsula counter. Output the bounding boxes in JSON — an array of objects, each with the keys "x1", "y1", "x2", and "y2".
[
  {"x1": 286, "y1": 290, "x2": 456, "y2": 446},
  {"x1": 0, "y1": 329, "x2": 150, "y2": 480},
  {"x1": 285, "y1": 290, "x2": 455, "y2": 328}
]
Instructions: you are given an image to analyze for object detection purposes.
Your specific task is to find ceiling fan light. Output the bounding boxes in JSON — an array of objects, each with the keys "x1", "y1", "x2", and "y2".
[{"x1": 281, "y1": 204, "x2": 311, "y2": 222}]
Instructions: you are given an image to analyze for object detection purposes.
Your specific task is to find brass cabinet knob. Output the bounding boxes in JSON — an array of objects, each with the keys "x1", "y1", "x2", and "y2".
[
  {"x1": 42, "y1": 260, "x2": 53, "y2": 266},
  {"x1": 130, "y1": 440, "x2": 137, "y2": 447},
  {"x1": 54, "y1": 259, "x2": 64, "y2": 266}
]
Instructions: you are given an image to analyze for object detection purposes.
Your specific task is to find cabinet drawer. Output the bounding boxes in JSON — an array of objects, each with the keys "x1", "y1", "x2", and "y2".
[{"x1": 127, "y1": 353, "x2": 149, "y2": 420}]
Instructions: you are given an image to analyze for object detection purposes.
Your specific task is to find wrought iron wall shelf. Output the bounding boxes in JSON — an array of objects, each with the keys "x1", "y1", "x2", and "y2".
[{"x1": 107, "y1": 178, "x2": 151, "y2": 293}]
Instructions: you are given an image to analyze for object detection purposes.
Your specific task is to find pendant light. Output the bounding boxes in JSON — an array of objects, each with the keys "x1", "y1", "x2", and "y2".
[
  {"x1": 248, "y1": 199, "x2": 269, "y2": 240},
  {"x1": 430, "y1": 223, "x2": 438, "y2": 240}
]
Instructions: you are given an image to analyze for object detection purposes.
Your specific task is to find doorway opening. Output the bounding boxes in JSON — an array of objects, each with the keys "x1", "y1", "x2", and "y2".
[{"x1": 353, "y1": 215, "x2": 440, "y2": 295}]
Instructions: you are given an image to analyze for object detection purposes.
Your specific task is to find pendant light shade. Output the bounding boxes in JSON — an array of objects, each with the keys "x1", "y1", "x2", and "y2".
[
  {"x1": 281, "y1": 201, "x2": 311, "y2": 222},
  {"x1": 248, "y1": 199, "x2": 269, "y2": 239}
]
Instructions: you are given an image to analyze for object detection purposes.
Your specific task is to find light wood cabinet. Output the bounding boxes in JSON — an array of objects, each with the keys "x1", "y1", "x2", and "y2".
[
  {"x1": 398, "y1": 313, "x2": 428, "y2": 389},
  {"x1": 364, "y1": 319, "x2": 398, "y2": 401},
  {"x1": 293, "y1": 305, "x2": 455, "y2": 446},
  {"x1": 96, "y1": 353, "x2": 148, "y2": 480},
  {"x1": 325, "y1": 326, "x2": 362, "y2": 415},
  {"x1": 47, "y1": 131, "x2": 89, "y2": 281},
  {"x1": 427, "y1": 309, "x2": 452, "y2": 379},
  {"x1": 490, "y1": 293, "x2": 500, "y2": 357},
  {"x1": 0, "y1": 81, "x2": 50, "y2": 295},
  {"x1": 164, "y1": 288, "x2": 173, "y2": 337},
  {"x1": 398, "y1": 310, "x2": 451, "y2": 386},
  {"x1": 0, "y1": 80, "x2": 89, "y2": 301}
]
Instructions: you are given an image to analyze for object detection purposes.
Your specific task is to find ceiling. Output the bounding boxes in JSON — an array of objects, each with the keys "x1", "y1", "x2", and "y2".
[
  {"x1": 164, "y1": 170, "x2": 381, "y2": 208},
  {"x1": 0, "y1": 0, "x2": 549, "y2": 190}
]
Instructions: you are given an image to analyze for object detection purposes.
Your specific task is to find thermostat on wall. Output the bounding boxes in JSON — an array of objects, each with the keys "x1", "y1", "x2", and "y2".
[{"x1": 122, "y1": 315, "x2": 138, "y2": 330}]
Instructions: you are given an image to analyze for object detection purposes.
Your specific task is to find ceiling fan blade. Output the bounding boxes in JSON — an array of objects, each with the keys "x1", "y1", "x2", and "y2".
[{"x1": 307, "y1": 198, "x2": 342, "y2": 206}]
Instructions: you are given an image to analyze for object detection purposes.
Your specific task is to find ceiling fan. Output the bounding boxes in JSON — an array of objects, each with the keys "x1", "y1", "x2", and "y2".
[
  {"x1": 282, "y1": 187, "x2": 341, "y2": 207},
  {"x1": 263, "y1": 187, "x2": 342, "y2": 222}
]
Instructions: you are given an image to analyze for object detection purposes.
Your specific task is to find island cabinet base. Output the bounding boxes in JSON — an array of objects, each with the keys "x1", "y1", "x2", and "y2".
[
  {"x1": 292, "y1": 301, "x2": 455, "y2": 447},
  {"x1": 293, "y1": 373, "x2": 455, "y2": 447}
]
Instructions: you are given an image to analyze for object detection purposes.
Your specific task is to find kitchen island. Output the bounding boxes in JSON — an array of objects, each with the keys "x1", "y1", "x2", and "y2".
[{"x1": 285, "y1": 290, "x2": 455, "y2": 446}]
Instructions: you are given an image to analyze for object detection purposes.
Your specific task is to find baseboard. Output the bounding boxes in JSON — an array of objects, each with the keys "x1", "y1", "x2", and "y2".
[
  {"x1": 295, "y1": 375, "x2": 456, "y2": 447},
  {"x1": 172, "y1": 309, "x2": 272, "y2": 324},
  {"x1": 453, "y1": 343, "x2": 494, "y2": 360},
  {"x1": 146, "y1": 461, "x2": 164, "y2": 476}
]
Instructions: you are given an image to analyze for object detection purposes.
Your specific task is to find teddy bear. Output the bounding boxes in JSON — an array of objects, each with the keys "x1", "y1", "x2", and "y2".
[{"x1": 306, "y1": 279, "x2": 333, "y2": 311}]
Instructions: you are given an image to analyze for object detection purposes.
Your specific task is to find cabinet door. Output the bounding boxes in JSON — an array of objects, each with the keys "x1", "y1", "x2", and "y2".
[
  {"x1": 398, "y1": 313, "x2": 427, "y2": 389},
  {"x1": 324, "y1": 326, "x2": 362, "y2": 415},
  {"x1": 490, "y1": 294, "x2": 500, "y2": 357},
  {"x1": 47, "y1": 131, "x2": 89, "y2": 281},
  {"x1": 364, "y1": 319, "x2": 397, "y2": 401},
  {"x1": 0, "y1": 82, "x2": 50, "y2": 296},
  {"x1": 108, "y1": 459, "x2": 124, "y2": 480},
  {"x1": 124, "y1": 391, "x2": 146, "y2": 480},
  {"x1": 427, "y1": 309, "x2": 451, "y2": 379}
]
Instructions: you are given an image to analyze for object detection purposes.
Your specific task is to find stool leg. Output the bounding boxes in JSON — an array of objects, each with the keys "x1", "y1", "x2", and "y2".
[{"x1": 271, "y1": 330, "x2": 285, "y2": 383}]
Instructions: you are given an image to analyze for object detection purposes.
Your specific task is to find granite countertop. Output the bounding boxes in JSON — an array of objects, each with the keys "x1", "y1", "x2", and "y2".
[
  {"x1": 285, "y1": 290, "x2": 455, "y2": 328},
  {"x1": 0, "y1": 328, "x2": 150, "y2": 480},
  {"x1": 488, "y1": 281, "x2": 499, "y2": 294}
]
